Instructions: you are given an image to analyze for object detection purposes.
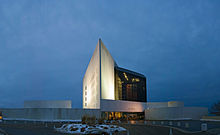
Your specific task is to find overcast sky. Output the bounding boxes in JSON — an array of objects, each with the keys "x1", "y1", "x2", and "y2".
[{"x1": 0, "y1": 0, "x2": 220, "y2": 108}]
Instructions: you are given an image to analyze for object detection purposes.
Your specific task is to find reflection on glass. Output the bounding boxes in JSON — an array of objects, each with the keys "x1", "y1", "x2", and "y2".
[{"x1": 115, "y1": 67, "x2": 146, "y2": 102}]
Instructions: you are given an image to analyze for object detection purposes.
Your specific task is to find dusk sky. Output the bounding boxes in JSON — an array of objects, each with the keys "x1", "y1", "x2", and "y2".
[{"x1": 0, "y1": 0, "x2": 220, "y2": 108}]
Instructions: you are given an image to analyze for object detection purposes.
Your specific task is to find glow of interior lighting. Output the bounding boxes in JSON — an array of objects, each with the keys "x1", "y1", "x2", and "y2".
[{"x1": 123, "y1": 73, "x2": 129, "y2": 81}]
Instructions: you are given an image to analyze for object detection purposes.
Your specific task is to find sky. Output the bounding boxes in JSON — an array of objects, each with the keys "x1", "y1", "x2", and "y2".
[{"x1": 0, "y1": 0, "x2": 220, "y2": 108}]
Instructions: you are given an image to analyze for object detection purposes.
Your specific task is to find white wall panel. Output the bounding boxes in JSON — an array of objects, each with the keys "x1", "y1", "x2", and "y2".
[
  {"x1": 24, "y1": 100, "x2": 72, "y2": 108},
  {"x1": 83, "y1": 41, "x2": 100, "y2": 109},
  {"x1": 101, "y1": 99, "x2": 147, "y2": 112},
  {"x1": 145, "y1": 107, "x2": 208, "y2": 120},
  {"x1": 100, "y1": 41, "x2": 115, "y2": 100},
  {"x1": 83, "y1": 39, "x2": 116, "y2": 109}
]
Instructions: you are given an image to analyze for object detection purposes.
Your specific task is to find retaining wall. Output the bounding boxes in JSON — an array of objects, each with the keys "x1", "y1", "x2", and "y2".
[
  {"x1": 0, "y1": 108, "x2": 101, "y2": 120},
  {"x1": 145, "y1": 107, "x2": 208, "y2": 120}
]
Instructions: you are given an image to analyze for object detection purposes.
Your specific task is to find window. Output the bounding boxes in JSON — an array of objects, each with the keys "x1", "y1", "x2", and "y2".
[
  {"x1": 85, "y1": 103, "x2": 87, "y2": 106},
  {"x1": 115, "y1": 67, "x2": 146, "y2": 102}
]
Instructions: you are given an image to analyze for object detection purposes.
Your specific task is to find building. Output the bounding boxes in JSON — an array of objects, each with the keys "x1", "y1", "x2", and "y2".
[
  {"x1": 83, "y1": 39, "x2": 147, "y2": 109},
  {"x1": 0, "y1": 39, "x2": 208, "y2": 121},
  {"x1": 83, "y1": 39, "x2": 148, "y2": 119},
  {"x1": 83, "y1": 39, "x2": 208, "y2": 120}
]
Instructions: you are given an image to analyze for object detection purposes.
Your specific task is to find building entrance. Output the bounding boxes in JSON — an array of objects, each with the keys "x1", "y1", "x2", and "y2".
[{"x1": 102, "y1": 112, "x2": 144, "y2": 120}]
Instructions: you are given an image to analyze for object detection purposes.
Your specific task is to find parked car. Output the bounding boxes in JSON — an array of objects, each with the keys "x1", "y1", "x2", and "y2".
[{"x1": 0, "y1": 112, "x2": 3, "y2": 122}]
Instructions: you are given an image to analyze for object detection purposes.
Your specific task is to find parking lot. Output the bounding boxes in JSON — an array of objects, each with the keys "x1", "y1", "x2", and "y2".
[{"x1": 0, "y1": 119, "x2": 220, "y2": 135}]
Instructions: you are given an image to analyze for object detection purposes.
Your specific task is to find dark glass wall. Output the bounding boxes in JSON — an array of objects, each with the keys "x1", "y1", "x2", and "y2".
[{"x1": 114, "y1": 67, "x2": 146, "y2": 102}]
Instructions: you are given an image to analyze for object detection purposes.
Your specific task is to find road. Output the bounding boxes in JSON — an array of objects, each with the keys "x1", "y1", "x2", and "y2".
[
  {"x1": 0, "y1": 123, "x2": 65, "y2": 135},
  {"x1": 120, "y1": 124, "x2": 214, "y2": 135},
  {"x1": 0, "y1": 122, "x2": 218, "y2": 135}
]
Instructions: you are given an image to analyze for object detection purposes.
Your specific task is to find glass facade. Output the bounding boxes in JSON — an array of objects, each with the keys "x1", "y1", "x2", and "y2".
[
  {"x1": 102, "y1": 112, "x2": 145, "y2": 120},
  {"x1": 114, "y1": 67, "x2": 146, "y2": 102}
]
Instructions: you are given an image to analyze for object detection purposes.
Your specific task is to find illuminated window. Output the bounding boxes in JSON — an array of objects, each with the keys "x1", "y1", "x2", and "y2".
[
  {"x1": 132, "y1": 78, "x2": 140, "y2": 82},
  {"x1": 115, "y1": 67, "x2": 146, "y2": 102},
  {"x1": 123, "y1": 73, "x2": 129, "y2": 81}
]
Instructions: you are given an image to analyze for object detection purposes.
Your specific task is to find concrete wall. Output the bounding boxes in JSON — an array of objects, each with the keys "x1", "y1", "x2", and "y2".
[
  {"x1": 101, "y1": 100, "x2": 186, "y2": 113},
  {"x1": 0, "y1": 108, "x2": 25, "y2": 119},
  {"x1": 1, "y1": 100, "x2": 207, "y2": 120},
  {"x1": 83, "y1": 39, "x2": 116, "y2": 109},
  {"x1": 168, "y1": 101, "x2": 184, "y2": 107},
  {"x1": 146, "y1": 101, "x2": 184, "y2": 109},
  {"x1": 83, "y1": 40, "x2": 101, "y2": 109},
  {"x1": 101, "y1": 99, "x2": 147, "y2": 112},
  {"x1": 100, "y1": 40, "x2": 115, "y2": 100},
  {"x1": 146, "y1": 102, "x2": 168, "y2": 109},
  {"x1": 24, "y1": 100, "x2": 72, "y2": 108},
  {"x1": 0, "y1": 108, "x2": 101, "y2": 120},
  {"x1": 145, "y1": 107, "x2": 208, "y2": 120}
]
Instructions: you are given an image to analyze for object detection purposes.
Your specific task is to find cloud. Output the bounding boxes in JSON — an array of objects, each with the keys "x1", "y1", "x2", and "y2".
[{"x1": 0, "y1": 0, "x2": 220, "y2": 108}]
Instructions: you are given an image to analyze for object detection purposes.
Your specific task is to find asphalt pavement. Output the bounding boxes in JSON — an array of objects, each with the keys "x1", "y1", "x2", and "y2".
[
  {"x1": 0, "y1": 122, "x2": 218, "y2": 135},
  {"x1": 120, "y1": 124, "x2": 214, "y2": 135},
  {"x1": 0, "y1": 123, "x2": 64, "y2": 135}
]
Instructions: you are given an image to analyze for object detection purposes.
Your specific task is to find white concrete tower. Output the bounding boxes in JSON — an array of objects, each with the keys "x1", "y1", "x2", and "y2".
[{"x1": 83, "y1": 39, "x2": 115, "y2": 109}]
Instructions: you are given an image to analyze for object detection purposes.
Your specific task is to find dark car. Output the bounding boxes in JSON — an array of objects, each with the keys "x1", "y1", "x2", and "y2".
[{"x1": 0, "y1": 112, "x2": 2, "y2": 122}]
